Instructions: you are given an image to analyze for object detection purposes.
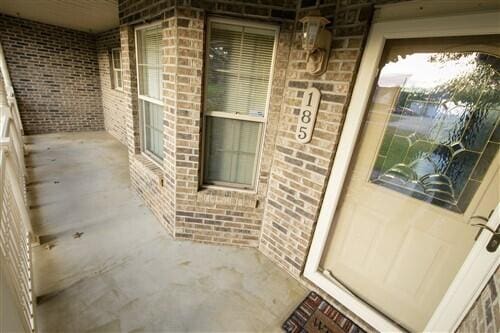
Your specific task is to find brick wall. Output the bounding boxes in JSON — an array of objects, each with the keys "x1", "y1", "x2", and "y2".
[
  {"x1": 115, "y1": 0, "x2": 496, "y2": 331},
  {"x1": 259, "y1": 0, "x2": 368, "y2": 277},
  {"x1": 171, "y1": 6, "x2": 296, "y2": 247},
  {"x1": 458, "y1": 268, "x2": 500, "y2": 333},
  {"x1": 118, "y1": 0, "x2": 300, "y2": 247},
  {"x1": 115, "y1": 0, "x2": 375, "y2": 329},
  {"x1": 97, "y1": 28, "x2": 128, "y2": 145},
  {"x1": 0, "y1": 14, "x2": 103, "y2": 134},
  {"x1": 118, "y1": 0, "x2": 296, "y2": 26}
]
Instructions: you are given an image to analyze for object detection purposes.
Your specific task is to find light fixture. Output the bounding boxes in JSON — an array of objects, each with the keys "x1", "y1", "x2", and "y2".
[{"x1": 299, "y1": 11, "x2": 331, "y2": 75}]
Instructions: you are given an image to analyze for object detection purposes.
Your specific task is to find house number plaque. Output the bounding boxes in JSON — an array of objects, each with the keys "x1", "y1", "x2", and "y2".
[{"x1": 295, "y1": 87, "x2": 321, "y2": 144}]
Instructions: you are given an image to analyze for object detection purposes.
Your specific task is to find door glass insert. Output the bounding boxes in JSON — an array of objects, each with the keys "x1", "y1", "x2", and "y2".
[
  {"x1": 371, "y1": 50, "x2": 499, "y2": 213},
  {"x1": 320, "y1": 35, "x2": 499, "y2": 332}
]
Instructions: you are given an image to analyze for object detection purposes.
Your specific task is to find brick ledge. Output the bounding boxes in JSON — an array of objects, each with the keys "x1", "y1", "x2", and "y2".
[
  {"x1": 133, "y1": 153, "x2": 163, "y2": 183},
  {"x1": 196, "y1": 187, "x2": 260, "y2": 208}
]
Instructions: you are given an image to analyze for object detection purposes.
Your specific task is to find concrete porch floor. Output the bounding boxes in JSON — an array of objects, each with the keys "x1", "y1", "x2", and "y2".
[{"x1": 26, "y1": 132, "x2": 307, "y2": 333}]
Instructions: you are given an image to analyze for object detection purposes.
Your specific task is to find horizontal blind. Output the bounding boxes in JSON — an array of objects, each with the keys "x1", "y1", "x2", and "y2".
[
  {"x1": 111, "y1": 49, "x2": 123, "y2": 89},
  {"x1": 204, "y1": 117, "x2": 261, "y2": 186},
  {"x1": 115, "y1": 71, "x2": 123, "y2": 89},
  {"x1": 143, "y1": 100, "x2": 164, "y2": 159},
  {"x1": 137, "y1": 26, "x2": 162, "y2": 101},
  {"x1": 206, "y1": 22, "x2": 275, "y2": 118},
  {"x1": 112, "y1": 49, "x2": 121, "y2": 69},
  {"x1": 136, "y1": 24, "x2": 164, "y2": 160}
]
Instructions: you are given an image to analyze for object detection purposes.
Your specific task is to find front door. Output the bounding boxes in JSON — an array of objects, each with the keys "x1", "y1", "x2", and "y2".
[{"x1": 318, "y1": 36, "x2": 499, "y2": 332}]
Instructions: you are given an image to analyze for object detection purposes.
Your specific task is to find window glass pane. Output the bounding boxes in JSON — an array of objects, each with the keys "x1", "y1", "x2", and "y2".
[
  {"x1": 206, "y1": 22, "x2": 275, "y2": 117},
  {"x1": 208, "y1": 24, "x2": 242, "y2": 72},
  {"x1": 206, "y1": 71, "x2": 238, "y2": 112},
  {"x1": 142, "y1": 100, "x2": 164, "y2": 159},
  {"x1": 115, "y1": 71, "x2": 123, "y2": 89},
  {"x1": 204, "y1": 117, "x2": 261, "y2": 187},
  {"x1": 370, "y1": 50, "x2": 499, "y2": 213},
  {"x1": 112, "y1": 49, "x2": 121, "y2": 69},
  {"x1": 137, "y1": 25, "x2": 162, "y2": 100}
]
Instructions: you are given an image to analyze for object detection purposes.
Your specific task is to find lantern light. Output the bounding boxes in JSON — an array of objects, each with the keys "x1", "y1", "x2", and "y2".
[{"x1": 299, "y1": 11, "x2": 332, "y2": 75}]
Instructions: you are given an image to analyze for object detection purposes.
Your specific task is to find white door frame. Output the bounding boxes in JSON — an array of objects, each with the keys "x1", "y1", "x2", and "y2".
[{"x1": 303, "y1": 6, "x2": 500, "y2": 332}]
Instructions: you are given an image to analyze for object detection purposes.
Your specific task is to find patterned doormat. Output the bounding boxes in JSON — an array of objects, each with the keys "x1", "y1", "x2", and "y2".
[{"x1": 282, "y1": 291, "x2": 366, "y2": 333}]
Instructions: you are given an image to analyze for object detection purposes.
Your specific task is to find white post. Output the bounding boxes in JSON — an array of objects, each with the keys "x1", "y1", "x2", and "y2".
[{"x1": 0, "y1": 42, "x2": 23, "y2": 135}]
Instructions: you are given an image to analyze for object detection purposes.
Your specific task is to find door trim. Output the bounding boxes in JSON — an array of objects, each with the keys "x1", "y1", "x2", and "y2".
[{"x1": 304, "y1": 6, "x2": 500, "y2": 332}]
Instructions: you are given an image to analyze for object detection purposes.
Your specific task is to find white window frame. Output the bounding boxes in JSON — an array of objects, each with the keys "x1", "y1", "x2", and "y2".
[
  {"x1": 111, "y1": 48, "x2": 123, "y2": 91},
  {"x1": 134, "y1": 22, "x2": 164, "y2": 164},
  {"x1": 303, "y1": 5, "x2": 500, "y2": 333},
  {"x1": 200, "y1": 17, "x2": 279, "y2": 191}
]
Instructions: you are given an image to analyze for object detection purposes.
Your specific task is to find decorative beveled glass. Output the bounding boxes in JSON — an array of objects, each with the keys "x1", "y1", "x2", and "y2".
[{"x1": 370, "y1": 52, "x2": 499, "y2": 213}]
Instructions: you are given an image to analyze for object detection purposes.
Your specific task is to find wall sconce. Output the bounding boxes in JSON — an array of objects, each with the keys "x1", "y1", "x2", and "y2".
[{"x1": 300, "y1": 12, "x2": 331, "y2": 75}]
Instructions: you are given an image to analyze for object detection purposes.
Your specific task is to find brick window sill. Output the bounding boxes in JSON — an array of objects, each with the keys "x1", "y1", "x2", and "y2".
[
  {"x1": 134, "y1": 153, "x2": 163, "y2": 182},
  {"x1": 196, "y1": 187, "x2": 260, "y2": 208}
]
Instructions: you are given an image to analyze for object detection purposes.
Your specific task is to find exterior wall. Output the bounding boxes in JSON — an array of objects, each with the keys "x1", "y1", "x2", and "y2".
[
  {"x1": 458, "y1": 268, "x2": 500, "y2": 333},
  {"x1": 118, "y1": 24, "x2": 174, "y2": 234},
  {"x1": 118, "y1": 0, "x2": 296, "y2": 26},
  {"x1": 97, "y1": 28, "x2": 128, "y2": 145},
  {"x1": 115, "y1": 0, "x2": 375, "y2": 329},
  {"x1": 119, "y1": 21, "x2": 177, "y2": 236},
  {"x1": 172, "y1": 7, "x2": 296, "y2": 247},
  {"x1": 118, "y1": 0, "x2": 299, "y2": 247},
  {"x1": 259, "y1": 0, "x2": 355, "y2": 276},
  {"x1": 115, "y1": 0, "x2": 496, "y2": 331},
  {"x1": 0, "y1": 14, "x2": 103, "y2": 134}
]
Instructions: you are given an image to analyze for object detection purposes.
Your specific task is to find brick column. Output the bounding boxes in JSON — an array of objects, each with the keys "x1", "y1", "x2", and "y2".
[
  {"x1": 162, "y1": 16, "x2": 179, "y2": 232},
  {"x1": 170, "y1": 8, "x2": 207, "y2": 240},
  {"x1": 259, "y1": 0, "x2": 374, "y2": 277}
]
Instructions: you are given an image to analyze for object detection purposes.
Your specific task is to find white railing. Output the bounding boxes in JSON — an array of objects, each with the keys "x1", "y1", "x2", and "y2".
[{"x1": 0, "y1": 42, "x2": 36, "y2": 333}]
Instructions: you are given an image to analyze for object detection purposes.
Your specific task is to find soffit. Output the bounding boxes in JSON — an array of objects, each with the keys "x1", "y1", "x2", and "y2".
[{"x1": 0, "y1": 0, "x2": 119, "y2": 33}]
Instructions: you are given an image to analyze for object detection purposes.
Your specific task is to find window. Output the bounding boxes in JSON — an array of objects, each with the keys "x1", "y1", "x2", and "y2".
[
  {"x1": 369, "y1": 45, "x2": 499, "y2": 213},
  {"x1": 202, "y1": 19, "x2": 278, "y2": 189},
  {"x1": 111, "y1": 48, "x2": 123, "y2": 90},
  {"x1": 136, "y1": 24, "x2": 163, "y2": 160}
]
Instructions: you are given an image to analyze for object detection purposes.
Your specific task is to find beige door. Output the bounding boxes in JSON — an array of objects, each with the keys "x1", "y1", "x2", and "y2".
[{"x1": 321, "y1": 36, "x2": 500, "y2": 332}]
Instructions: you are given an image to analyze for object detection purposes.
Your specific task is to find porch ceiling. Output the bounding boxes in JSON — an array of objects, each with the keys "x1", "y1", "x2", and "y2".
[{"x1": 0, "y1": 0, "x2": 119, "y2": 33}]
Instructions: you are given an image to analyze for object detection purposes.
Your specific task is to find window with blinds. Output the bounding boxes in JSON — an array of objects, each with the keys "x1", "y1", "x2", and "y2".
[
  {"x1": 111, "y1": 48, "x2": 123, "y2": 90},
  {"x1": 203, "y1": 20, "x2": 278, "y2": 189},
  {"x1": 136, "y1": 24, "x2": 164, "y2": 160}
]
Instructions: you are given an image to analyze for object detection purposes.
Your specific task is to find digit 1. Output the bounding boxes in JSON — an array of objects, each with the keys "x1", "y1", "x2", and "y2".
[{"x1": 307, "y1": 92, "x2": 313, "y2": 107}]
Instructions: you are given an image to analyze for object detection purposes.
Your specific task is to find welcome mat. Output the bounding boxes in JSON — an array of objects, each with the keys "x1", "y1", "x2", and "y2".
[{"x1": 282, "y1": 291, "x2": 366, "y2": 333}]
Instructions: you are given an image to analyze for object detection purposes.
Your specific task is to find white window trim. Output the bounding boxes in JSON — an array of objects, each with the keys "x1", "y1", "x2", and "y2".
[
  {"x1": 303, "y1": 6, "x2": 500, "y2": 333},
  {"x1": 111, "y1": 48, "x2": 123, "y2": 91},
  {"x1": 200, "y1": 17, "x2": 280, "y2": 192},
  {"x1": 134, "y1": 22, "x2": 164, "y2": 165}
]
